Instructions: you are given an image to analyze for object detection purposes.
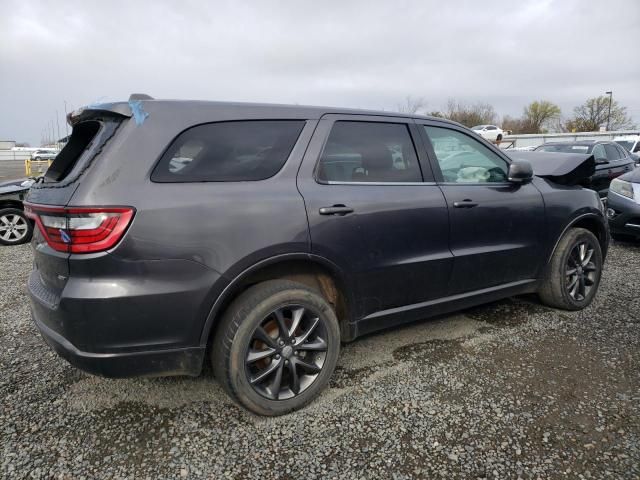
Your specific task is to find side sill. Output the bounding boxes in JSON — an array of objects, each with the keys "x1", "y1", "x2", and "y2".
[{"x1": 352, "y1": 279, "x2": 538, "y2": 339}]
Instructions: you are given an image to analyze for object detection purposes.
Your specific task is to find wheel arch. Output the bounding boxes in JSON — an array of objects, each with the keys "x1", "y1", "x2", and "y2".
[
  {"x1": 0, "y1": 200, "x2": 25, "y2": 211},
  {"x1": 200, "y1": 253, "x2": 356, "y2": 348},
  {"x1": 546, "y1": 212, "x2": 609, "y2": 265}
]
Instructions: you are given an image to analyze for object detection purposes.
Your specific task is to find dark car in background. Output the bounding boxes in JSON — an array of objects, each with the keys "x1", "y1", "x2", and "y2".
[
  {"x1": 607, "y1": 168, "x2": 640, "y2": 241},
  {"x1": 0, "y1": 177, "x2": 35, "y2": 245},
  {"x1": 25, "y1": 96, "x2": 608, "y2": 415},
  {"x1": 534, "y1": 141, "x2": 636, "y2": 197}
]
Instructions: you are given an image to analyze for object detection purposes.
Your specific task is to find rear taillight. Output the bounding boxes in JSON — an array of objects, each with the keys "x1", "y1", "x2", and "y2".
[{"x1": 24, "y1": 203, "x2": 135, "y2": 253}]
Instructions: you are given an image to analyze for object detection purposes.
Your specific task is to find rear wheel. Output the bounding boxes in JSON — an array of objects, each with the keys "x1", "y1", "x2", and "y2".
[
  {"x1": 538, "y1": 228, "x2": 602, "y2": 310},
  {"x1": 212, "y1": 280, "x2": 340, "y2": 416},
  {"x1": 0, "y1": 208, "x2": 33, "y2": 246}
]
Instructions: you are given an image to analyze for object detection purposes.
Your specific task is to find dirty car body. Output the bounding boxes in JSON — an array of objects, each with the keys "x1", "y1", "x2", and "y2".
[{"x1": 25, "y1": 97, "x2": 609, "y2": 414}]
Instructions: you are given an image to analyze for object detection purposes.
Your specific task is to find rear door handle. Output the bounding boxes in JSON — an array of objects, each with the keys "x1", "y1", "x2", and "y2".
[
  {"x1": 319, "y1": 205, "x2": 354, "y2": 216},
  {"x1": 453, "y1": 200, "x2": 478, "y2": 208}
]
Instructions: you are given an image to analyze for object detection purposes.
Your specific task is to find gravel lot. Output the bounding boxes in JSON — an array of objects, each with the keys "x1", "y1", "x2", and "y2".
[{"x1": 1, "y1": 242, "x2": 639, "y2": 479}]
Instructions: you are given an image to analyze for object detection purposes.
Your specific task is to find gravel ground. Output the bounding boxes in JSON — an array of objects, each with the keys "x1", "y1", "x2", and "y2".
[{"x1": 1, "y1": 242, "x2": 639, "y2": 479}]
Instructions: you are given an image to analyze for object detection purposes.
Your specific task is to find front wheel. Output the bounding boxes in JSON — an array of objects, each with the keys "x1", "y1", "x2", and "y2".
[
  {"x1": 0, "y1": 208, "x2": 33, "y2": 246},
  {"x1": 538, "y1": 228, "x2": 603, "y2": 310},
  {"x1": 212, "y1": 280, "x2": 340, "y2": 416}
]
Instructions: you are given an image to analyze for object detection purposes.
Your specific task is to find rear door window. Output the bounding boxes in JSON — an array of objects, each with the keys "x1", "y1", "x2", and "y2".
[
  {"x1": 315, "y1": 121, "x2": 422, "y2": 183},
  {"x1": 152, "y1": 120, "x2": 305, "y2": 182},
  {"x1": 604, "y1": 143, "x2": 622, "y2": 161}
]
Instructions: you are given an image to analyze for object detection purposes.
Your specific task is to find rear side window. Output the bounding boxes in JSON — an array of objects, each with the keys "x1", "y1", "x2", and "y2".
[
  {"x1": 604, "y1": 143, "x2": 622, "y2": 160},
  {"x1": 152, "y1": 120, "x2": 305, "y2": 182},
  {"x1": 615, "y1": 144, "x2": 629, "y2": 158},
  {"x1": 316, "y1": 121, "x2": 422, "y2": 183}
]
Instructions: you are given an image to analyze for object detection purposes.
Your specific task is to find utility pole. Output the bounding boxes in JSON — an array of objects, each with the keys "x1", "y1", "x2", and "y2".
[
  {"x1": 63, "y1": 100, "x2": 69, "y2": 137},
  {"x1": 605, "y1": 91, "x2": 613, "y2": 131},
  {"x1": 56, "y1": 111, "x2": 61, "y2": 149}
]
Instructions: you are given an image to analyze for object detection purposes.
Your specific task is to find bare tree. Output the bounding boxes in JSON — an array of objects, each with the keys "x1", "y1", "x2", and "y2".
[
  {"x1": 443, "y1": 99, "x2": 497, "y2": 127},
  {"x1": 501, "y1": 115, "x2": 525, "y2": 134},
  {"x1": 396, "y1": 96, "x2": 427, "y2": 115},
  {"x1": 565, "y1": 96, "x2": 635, "y2": 132}
]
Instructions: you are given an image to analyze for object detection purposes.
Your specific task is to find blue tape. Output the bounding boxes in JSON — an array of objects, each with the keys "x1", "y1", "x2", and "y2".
[{"x1": 128, "y1": 100, "x2": 149, "y2": 126}]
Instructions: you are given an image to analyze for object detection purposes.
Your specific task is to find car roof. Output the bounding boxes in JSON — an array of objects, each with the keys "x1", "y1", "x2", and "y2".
[{"x1": 78, "y1": 96, "x2": 463, "y2": 126}]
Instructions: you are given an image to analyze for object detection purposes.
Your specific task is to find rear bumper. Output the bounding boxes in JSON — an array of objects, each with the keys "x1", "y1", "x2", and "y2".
[
  {"x1": 27, "y1": 255, "x2": 220, "y2": 377},
  {"x1": 33, "y1": 313, "x2": 205, "y2": 377}
]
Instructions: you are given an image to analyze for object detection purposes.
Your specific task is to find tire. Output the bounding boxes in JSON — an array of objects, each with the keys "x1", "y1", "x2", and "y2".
[
  {"x1": 0, "y1": 208, "x2": 33, "y2": 246},
  {"x1": 538, "y1": 228, "x2": 603, "y2": 310},
  {"x1": 212, "y1": 279, "x2": 340, "y2": 416},
  {"x1": 34, "y1": 157, "x2": 41, "y2": 161}
]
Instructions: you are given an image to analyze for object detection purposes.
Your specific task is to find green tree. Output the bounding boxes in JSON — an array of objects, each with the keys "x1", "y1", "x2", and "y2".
[
  {"x1": 521, "y1": 100, "x2": 561, "y2": 133},
  {"x1": 565, "y1": 96, "x2": 634, "y2": 132}
]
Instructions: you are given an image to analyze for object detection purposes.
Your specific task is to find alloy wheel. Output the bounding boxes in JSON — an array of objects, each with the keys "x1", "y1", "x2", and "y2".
[
  {"x1": 244, "y1": 305, "x2": 328, "y2": 400},
  {"x1": 565, "y1": 241, "x2": 598, "y2": 301},
  {"x1": 0, "y1": 214, "x2": 29, "y2": 243}
]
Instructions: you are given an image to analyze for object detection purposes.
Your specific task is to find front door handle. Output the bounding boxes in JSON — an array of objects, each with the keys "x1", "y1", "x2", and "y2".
[
  {"x1": 453, "y1": 200, "x2": 478, "y2": 208},
  {"x1": 319, "y1": 205, "x2": 354, "y2": 216}
]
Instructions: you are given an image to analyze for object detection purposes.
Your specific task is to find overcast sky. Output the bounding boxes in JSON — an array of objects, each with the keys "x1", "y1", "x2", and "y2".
[{"x1": 1, "y1": 0, "x2": 639, "y2": 145}]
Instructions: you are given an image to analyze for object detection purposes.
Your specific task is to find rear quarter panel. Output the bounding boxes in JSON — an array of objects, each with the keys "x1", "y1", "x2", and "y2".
[{"x1": 66, "y1": 105, "x2": 317, "y2": 347}]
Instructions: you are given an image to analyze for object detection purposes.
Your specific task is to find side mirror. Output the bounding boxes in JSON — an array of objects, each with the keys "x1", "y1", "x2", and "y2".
[
  {"x1": 595, "y1": 157, "x2": 608, "y2": 165},
  {"x1": 508, "y1": 159, "x2": 533, "y2": 183}
]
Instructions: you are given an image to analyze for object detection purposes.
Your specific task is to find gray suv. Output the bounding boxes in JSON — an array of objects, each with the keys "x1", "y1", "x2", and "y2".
[{"x1": 26, "y1": 95, "x2": 608, "y2": 415}]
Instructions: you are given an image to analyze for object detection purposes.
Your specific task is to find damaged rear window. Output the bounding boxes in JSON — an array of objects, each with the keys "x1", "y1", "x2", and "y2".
[{"x1": 45, "y1": 119, "x2": 121, "y2": 182}]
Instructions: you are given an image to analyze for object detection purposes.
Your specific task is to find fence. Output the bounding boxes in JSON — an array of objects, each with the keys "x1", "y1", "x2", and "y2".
[
  {"x1": 500, "y1": 130, "x2": 640, "y2": 149},
  {"x1": 25, "y1": 159, "x2": 53, "y2": 176},
  {"x1": 0, "y1": 150, "x2": 32, "y2": 162}
]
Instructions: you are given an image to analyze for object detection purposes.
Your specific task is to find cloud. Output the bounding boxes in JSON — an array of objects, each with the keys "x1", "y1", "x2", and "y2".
[{"x1": 1, "y1": 0, "x2": 639, "y2": 144}]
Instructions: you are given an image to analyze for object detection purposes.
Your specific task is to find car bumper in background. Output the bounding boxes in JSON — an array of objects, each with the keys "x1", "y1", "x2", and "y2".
[{"x1": 607, "y1": 191, "x2": 640, "y2": 237}]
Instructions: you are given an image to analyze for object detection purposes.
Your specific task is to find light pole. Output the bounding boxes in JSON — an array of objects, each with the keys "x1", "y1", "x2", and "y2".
[{"x1": 605, "y1": 91, "x2": 613, "y2": 131}]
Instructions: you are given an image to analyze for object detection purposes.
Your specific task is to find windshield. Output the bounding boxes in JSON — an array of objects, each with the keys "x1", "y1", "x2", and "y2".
[
  {"x1": 471, "y1": 125, "x2": 486, "y2": 130},
  {"x1": 615, "y1": 141, "x2": 634, "y2": 151},
  {"x1": 535, "y1": 144, "x2": 592, "y2": 153}
]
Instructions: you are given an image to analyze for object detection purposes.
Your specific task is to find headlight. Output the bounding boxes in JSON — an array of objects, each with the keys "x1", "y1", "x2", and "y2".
[{"x1": 610, "y1": 178, "x2": 635, "y2": 199}]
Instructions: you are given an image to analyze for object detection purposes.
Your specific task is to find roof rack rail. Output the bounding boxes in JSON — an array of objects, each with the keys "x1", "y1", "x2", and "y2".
[{"x1": 128, "y1": 93, "x2": 154, "y2": 101}]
